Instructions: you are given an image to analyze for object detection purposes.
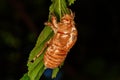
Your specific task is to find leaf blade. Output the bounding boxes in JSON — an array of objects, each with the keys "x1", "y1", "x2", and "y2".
[
  {"x1": 52, "y1": 68, "x2": 59, "y2": 79},
  {"x1": 20, "y1": 73, "x2": 30, "y2": 80},
  {"x1": 67, "y1": 0, "x2": 76, "y2": 5}
]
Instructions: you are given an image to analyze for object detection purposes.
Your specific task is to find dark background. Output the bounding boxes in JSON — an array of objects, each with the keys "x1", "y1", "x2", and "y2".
[{"x1": 0, "y1": 0, "x2": 120, "y2": 80}]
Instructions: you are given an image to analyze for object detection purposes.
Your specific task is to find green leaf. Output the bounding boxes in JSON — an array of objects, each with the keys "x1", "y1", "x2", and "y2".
[
  {"x1": 27, "y1": 26, "x2": 53, "y2": 63},
  {"x1": 67, "y1": 0, "x2": 76, "y2": 5},
  {"x1": 28, "y1": 51, "x2": 45, "y2": 80},
  {"x1": 20, "y1": 73, "x2": 30, "y2": 80},
  {"x1": 28, "y1": 61, "x2": 44, "y2": 80},
  {"x1": 49, "y1": 0, "x2": 70, "y2": 19},
  {"x1": 27, "y1": 26, "x2": 53, "y2": 80},
  {"x1": 52, "y1": 68, "x2": 59, "y2": 79}
]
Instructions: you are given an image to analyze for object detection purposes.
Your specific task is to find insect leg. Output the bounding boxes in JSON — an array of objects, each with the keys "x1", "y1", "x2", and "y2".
[
  {"x1": 50, "y1": 15, "x2": 58, "y2": 29},
  {"x1": 44, "y1": 15, "x2": 58, "y2": 33},
  {"x1": 32, "y1": 44, "x2": 47, "y2": 62},
  {"x1": 44, "y1": 22, "x2": 57, "y2": 33},
  {"x1": 32, "y1": 39, "x2": 52, "y2": 62},
  {"x1": 69, "y1": 9, "x2": 75, "y2": 18}
]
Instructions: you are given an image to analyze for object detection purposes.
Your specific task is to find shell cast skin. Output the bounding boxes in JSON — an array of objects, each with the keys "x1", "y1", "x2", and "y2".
[{"x1": 44, "y1": 12, "x2": 77, "y2": 69}]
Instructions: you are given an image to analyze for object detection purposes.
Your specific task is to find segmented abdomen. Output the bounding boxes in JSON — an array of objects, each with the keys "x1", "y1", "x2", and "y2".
[
  {"x1": 44, "y1": 32, "x2": 70, "y2": 69},
  {"x1": 44, "y1": 44, "x2": 67, "y2": 69},
  {"x1": 44, "y1": 26, "x2": 77, "y2": 68}
]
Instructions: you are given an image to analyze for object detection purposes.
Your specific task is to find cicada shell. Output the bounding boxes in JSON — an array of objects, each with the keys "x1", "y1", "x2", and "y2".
[{"x1": 43, "y1": 11, "x2": 78, "y2": 69}]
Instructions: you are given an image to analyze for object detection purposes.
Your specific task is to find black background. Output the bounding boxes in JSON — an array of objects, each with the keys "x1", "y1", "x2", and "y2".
[{"x1": 0, "y1": 0, "x2": 120, "y2": 80}]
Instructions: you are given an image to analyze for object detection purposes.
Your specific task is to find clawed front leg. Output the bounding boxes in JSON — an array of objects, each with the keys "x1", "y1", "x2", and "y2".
[
  {"x1": 31, "y1": 39, "x2": 52, "y2": 62},
  {"x1": 50, "y1": 15, "x2": 58, "y2": 29},
  {"x1": 44, "y1": 15, "x2": 58, "y2": 33}
]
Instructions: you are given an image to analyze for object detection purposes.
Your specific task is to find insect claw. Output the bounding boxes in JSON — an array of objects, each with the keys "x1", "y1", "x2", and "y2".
[
  {"x1": 44, "y1": 22, "x2": 52, "y2": 26},
  {"x1": 67, "y1": 9, "x2": 75, "y2": 18}
]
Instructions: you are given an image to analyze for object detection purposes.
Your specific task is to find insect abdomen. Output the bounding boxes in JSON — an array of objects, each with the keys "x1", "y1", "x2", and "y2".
[{"x1": 44, "y1": 44, "x2": 67, "y2": 69}]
